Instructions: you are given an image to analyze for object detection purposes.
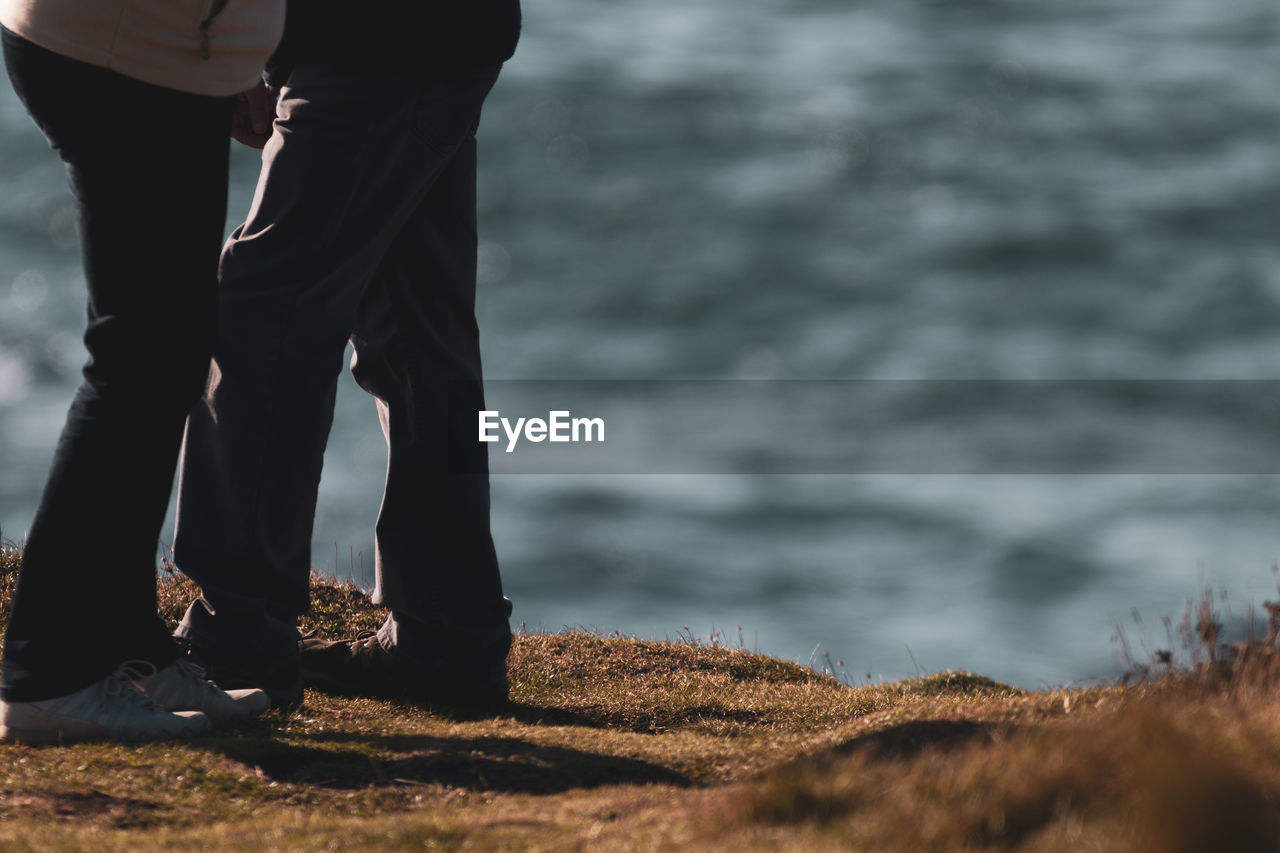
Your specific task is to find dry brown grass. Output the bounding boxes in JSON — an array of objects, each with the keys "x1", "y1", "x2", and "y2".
[
  {"x1": 2, "y1": 546, "x2": 1280, "y2": 850},
  {"x1": 716, "y1": 689, "x2": 1280, "y2": 852}
]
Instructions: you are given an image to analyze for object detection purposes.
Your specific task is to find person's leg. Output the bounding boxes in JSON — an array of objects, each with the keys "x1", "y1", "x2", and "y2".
[
  {"x1": 172, "y1": 65, "x2": 504, "y2": 681},
  {"x1": 298, "y1": 73, "x2": 513, "y2": 706},
  {"x1": 350, "y1": 132, "x2": 512, "y2": 666},
  {"x1": 0, "y1": 29, "x2": 234, "y2": 702}
]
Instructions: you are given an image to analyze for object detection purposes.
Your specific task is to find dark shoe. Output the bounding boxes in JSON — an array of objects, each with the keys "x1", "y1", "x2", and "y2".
[
  {"x1": 177, "y1": 640, "x2": 303, "y2": 712},
  {"x1": 299, "y1": 631, "x2": 510, "y2": 709}
]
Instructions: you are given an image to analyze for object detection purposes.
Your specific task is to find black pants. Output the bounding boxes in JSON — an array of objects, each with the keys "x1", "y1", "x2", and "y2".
[
  {"x1": 1, "y1": 28, "x2": 235, "y2": 702},
  {"x1": 172, "y1": 63, "x2": 512, "y2": 667}
]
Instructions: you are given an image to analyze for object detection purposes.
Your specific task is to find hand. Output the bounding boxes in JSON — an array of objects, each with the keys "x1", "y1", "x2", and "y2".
[{"x1": 230, "y1": 80, "x2": 276, "y2": 149}]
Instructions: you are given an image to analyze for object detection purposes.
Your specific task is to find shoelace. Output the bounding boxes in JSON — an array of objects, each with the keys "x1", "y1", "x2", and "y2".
[
  {"x1": 108, "y1": 661, "x2": 166, "y2": 712},
  {"x1": 171, "y1": 657, "x2": 225, "y2": 697},
  {"x1": 350, "y1": 632, "x2": 383, "y2": 669}
]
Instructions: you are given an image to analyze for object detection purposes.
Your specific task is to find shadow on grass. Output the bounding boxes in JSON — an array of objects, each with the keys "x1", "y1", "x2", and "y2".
[
  {"x1": 432, "y1": 700, "x2": 606, "y2": 728},
  {"x1": 302, "y1": 696, "x2": 770, "y2": 735},
  {"x1": 508, "y1": 700, "x2": 770, "y2": 733},
  {"x1": 200, "y1": 729, "x2": 692, "y2": 794},
  {"x1": 829, "y1": 719, "x2": 1007, "y2": 761}
]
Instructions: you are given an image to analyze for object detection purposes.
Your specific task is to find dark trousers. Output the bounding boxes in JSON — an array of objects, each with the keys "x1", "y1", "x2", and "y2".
[
  {"x1": 172, "y1": 63, "x2": 511, "y2": 665},
  {"x1": 0, "y1": 29, "x2": 234, "y2": 702}
]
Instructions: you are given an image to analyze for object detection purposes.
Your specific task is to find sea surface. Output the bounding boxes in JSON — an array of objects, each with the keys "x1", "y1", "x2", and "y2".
[{"x1": 1, "y1": 0, "x2": 1278, "y2": 688}]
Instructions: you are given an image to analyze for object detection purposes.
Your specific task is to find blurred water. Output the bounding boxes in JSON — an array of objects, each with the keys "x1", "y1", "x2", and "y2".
[{"x1": 1, "y1": 0, "x2": 1278, "y2": 688}]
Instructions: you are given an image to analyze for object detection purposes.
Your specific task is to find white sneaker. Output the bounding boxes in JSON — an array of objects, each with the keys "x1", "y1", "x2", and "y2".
[
  {"x1": 0, "y1": 665, "x2": 211, "y2": 745},
  {"x1": 133, "y1": 658, "x2": 270, "y2": 722}
]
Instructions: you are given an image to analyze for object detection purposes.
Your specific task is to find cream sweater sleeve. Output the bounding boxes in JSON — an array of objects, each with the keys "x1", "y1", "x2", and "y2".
[{"x1": 0, "y1": 0, "x2": 285, "y2": 97}]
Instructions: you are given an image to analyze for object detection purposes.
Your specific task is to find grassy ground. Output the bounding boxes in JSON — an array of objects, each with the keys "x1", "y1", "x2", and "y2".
[{"x1": 1, "y1": 543, "x2": 1280, "y2": 851}]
